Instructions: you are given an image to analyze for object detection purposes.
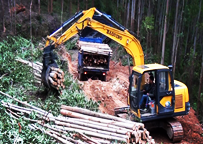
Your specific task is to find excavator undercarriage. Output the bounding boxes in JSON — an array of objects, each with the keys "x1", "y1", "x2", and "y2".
[{"x1": 144, "y1": 118, "x2": 183, "y2": 142}]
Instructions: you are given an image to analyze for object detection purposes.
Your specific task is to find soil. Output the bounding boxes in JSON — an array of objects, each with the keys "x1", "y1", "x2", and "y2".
[{"x1": 61, "y1": 49, "x2": 203, "y2": 144}]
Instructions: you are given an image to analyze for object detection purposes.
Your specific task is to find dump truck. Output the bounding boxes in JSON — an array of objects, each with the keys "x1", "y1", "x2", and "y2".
[{"x1": 76, "y1": 40, "x2": 112, "y2": 81}]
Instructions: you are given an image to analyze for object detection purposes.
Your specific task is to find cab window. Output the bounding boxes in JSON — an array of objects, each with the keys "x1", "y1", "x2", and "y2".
[{"x1": 159, "y1": 72, "x2": 168, "y2": 92}]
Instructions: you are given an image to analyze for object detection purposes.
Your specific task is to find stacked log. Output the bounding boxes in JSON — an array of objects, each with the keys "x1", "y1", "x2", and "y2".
[
  {"x1": 60, "y1": 105, "x2": 155, "y2": 143},
  {"x1": 0, "y1": 91, "x2": 155, "y2": 144},
  {"x1": 48, "y1": 67, "x2": 65, "y2": 90},
  {"x1": 83, "y1": 54, "x2": 108, "y2": 67},
  {"x1": 76, "y1": 41, "x2": 112, "y2": 56},
  {"x1": 16, "y1": 58, "x2": 65, "y2": 91}
]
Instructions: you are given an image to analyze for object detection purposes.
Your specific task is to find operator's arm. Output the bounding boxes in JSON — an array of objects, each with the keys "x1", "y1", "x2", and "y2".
[{"x1": 148, "y1": 84, "x2": 155, "y2": 98}]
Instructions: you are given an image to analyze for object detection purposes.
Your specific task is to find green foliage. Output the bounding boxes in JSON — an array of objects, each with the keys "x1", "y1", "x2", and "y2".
[
  {"x1": 0, "y1": 37, "x2": 99, "y2": 143},
  {"x1": 142, "y1": 15, "x2": 154, "y2": 31}
]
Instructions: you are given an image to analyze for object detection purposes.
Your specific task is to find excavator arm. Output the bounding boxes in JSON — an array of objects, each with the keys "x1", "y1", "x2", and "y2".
[{"x1": 42, "y1": 7, "x2": 144, "y2": 90}]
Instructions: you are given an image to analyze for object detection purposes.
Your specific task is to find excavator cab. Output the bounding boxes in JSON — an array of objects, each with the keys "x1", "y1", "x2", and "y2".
[{"x1": 129, "y1": 64, "x2": 176, "y2": 121}]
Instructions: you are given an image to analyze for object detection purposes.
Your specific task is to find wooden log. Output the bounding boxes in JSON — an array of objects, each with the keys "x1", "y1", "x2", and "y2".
[
  {"x1": 53, "y1": 125, "x2": 129, "y2": 143},
  {"x1": 61, "y1": 105, "x2": 144, "y2": 128},
  {"x1": 55, "y1": 120, "x2": 129, "y2": 139},
  {"x1": 60, "y1": 109, "x2": 136, "y2": 130},
  {"x1": 50, "y1": 67, "x2": 64, "y2": 76},
  {"x1": 35, "y1": 61, "x2": 43, "y2": 66},
  {"x1": 47, "y1": 129, "x2": 84, "y2": 144},
  {"x1": 48, "y1": 77, "x2": 57, "y2": 86},
  {"x1": 2, "y1": 103, "x2": 31, "y2": 114},
  {"x1": 55, "y1": 117, "x2": 131, "y2": 136},
  {"x1": 34, "y1": 72, "x2": 41, "y2": 78},
  {"x1": 45, "y1": 131, "x2": 73, "y2": 144},
  {"x1": 58, "y1": 116, "x2": 132, "y2": 132},
  {"x1": 1, "y1": 101, "x2": 32, "y2": 112},
  {"x1": 74, "y1": 133, "x2": 100, "y2": 144},
  {"x1": 90, "y1": 137, "x2": 111, "y2": 144},
  {"x1": 50, "y1": 72, "x2": 57, "y2": 79}
]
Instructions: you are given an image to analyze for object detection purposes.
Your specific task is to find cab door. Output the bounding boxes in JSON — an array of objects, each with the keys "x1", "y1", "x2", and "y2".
[
  {"x1": 129, "y1": 71, "x2": 141, "y2": 116},
  {"x1": 156, "y1": 69, "x2": 175, "y2": 115}
]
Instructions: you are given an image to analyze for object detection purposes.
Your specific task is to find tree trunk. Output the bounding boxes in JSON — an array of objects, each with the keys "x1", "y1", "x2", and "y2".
[
  {"x1": 137, "y1": 0, "x2": 141, "y2": 36},
  {"x1": 61, "y1": 0, "x2": 63, "y2": 26},
  {"x1": 77, "y1": 0, "x2": 80, "y2": 11},
  {"x1": 0, "y1": 0, "x2": 5, "y2": 33},
  {"x1": 14, "y1": 0, "x2": 16, "y2": 35},
  {"x1": 86, "y1": 0, "x2": 88, "y2": 9},
  {"x1": 48, "y1": 0, "x2": 50, "y2": 13},
  {"x1": 130, "y1": 0, "x2": 136, "y2": 32},
  {"x1": 173, "y1": 0, "x2": 184, "y2": 75},
  {"x1": 38, "y1": 0, "x2": 40, "y2": 14},
  {"x1": 69, "y1": 0, "x2": 72, "y2": 16},
  {"x1": 161, "y1": 0, "x2": 169, "y2": 65},
  {"x1": 197, "y1": 46, "x2": 203, "y2": 116},
  {"x1": 30, "y1": 0, "x2": 32, "y2": 39},
  {"x1": 189, "y1": 0, "x2": 201, "y2": 104},
  {"x1": 126, "y1": 0, "x2": 130, "y2": 28},
  {"x1": 51, "y1": 0, "x2": 53, "y2": 13},
  {"x1": 92, "y1": 0, "x2": 94, "y2": 7}
]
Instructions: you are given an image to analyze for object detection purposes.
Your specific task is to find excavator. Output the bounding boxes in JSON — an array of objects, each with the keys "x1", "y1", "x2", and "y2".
[{"x1": 41, "y1": 7, "x2": 190, "y2": 142}]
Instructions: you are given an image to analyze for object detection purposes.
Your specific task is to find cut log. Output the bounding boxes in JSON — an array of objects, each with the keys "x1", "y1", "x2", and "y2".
[
  {"x1": 55, "y1": 120, "x2": 130, "y2": 139},
  {"x1": 55, "y1": 116, "x2": 131, "y2": 136},
  {"x1": 53, "y1": 125, "x2": 129, "y2": 143},
  {"x1": 61, "y1": 105, "x2": 144, "y2": 127},
  {"x1": 74, "y1": 133, "x2": 100, "y2": 144},
  {"x1": 60, "y1": 109, "x2": 137, "y2": 130}
]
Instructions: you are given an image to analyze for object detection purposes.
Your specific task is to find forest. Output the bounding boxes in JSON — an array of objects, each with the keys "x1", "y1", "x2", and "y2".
[{"x1": 0, "y1": 0, "x2": 203, "y2": 143}]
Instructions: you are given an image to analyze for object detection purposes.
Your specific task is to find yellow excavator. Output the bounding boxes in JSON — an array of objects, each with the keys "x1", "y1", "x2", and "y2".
[{"x1": 42, "y1": 7, "x2": 190, "y2": 142}]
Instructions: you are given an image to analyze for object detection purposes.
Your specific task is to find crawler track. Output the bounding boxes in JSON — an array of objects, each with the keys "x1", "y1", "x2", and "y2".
[{"x1": 166, "y1": 118, "x2": 184, "y2": 142}]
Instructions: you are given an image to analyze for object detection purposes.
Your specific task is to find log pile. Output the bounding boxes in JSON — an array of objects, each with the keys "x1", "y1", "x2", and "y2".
[
  {"x1": 0, "y1": 91, "x2": 155, "y2": 144},
  {"x1": 83, "y1": 54, "x2": 108, "y2": 67},
  {"x1": 16, "y1": 58, "x2": 65, "y2": 90},
  {"x1": 76, "y1": 41, "x2": 112, "y2": 56}
]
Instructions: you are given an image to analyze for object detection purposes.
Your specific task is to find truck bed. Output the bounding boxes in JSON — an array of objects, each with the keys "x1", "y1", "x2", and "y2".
[{"x1": 76, "y1": 41, "x2": 112, "y2": 56}]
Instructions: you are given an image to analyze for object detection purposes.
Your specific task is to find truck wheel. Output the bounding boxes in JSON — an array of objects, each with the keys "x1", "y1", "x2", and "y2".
[
  {"x1": 79, "y1": 73, "x2": 84, "y2": 81},
  {"x1": 101, "y1": 75, "x2": 106, "y2": 81}
]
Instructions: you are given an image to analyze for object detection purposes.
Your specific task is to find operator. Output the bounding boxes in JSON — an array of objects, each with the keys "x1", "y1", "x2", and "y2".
[{"x1": 139, "y1": 75, "x2": 155, "y2": 110}]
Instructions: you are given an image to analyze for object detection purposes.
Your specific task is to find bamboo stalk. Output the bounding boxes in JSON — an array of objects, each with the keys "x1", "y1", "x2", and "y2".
[
  {"x1": 60, "y1": 109, "x2": 136, "y2": 130},
  {"x1": 55, "y1": 120, "x2": 129, "y2": 139}
]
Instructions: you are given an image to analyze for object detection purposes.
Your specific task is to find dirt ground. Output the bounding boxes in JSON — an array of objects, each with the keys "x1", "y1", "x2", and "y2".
[{"x1": 62, "y1": 49, "x2": 203, "y2": 143}]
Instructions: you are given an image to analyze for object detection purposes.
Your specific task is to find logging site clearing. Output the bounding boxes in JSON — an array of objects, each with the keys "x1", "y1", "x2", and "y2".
[{"x1": 65, "y1": 48, "x2": 203, "y2": 143}]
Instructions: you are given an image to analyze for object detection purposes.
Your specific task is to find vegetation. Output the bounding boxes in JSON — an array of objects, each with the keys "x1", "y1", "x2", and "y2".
[
  {"x1": 0, "y1": 0, "x2": 203, "y2": 142},
  {"x1": 0, "y1": 36, "x2": 99, "y2": 143}
]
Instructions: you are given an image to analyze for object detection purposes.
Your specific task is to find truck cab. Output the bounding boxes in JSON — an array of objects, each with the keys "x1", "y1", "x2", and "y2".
[{"x1": 128, "y1": 64, "x2": 190, "y2": 122}]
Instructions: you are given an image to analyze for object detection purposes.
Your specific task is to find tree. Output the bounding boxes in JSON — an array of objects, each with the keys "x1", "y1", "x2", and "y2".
[
  {"x1": 38, "y1": 0, "x2": 40, "y2": 14},
  {"x1": 171, "y1": 0, "x2": 179, "y2": 68},
  {"x1": 130, "y1": 0, "x2": 136, "y2": 32},
  {"x1": 161, "y1": 0, "x2": 169, "y2": 65},
  {"x1": 0, "y1": 0, "x2": 5, "y2": 33}
]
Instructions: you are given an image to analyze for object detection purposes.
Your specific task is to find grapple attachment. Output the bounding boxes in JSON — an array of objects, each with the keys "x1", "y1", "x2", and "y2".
[{"x1": 41, "y1": 45, "x2": 65, "y2": 91}]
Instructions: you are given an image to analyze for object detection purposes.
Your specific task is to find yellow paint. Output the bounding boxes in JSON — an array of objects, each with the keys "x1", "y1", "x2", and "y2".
[
  {"x1": 168, "y1": 72, "x2": 172, "y2": 91},
  {"x1": 156, "y1": 105, "x2": 158, "y2": 114},
  {"x1": 160, "y1": 96, "x2": 172, "y2": 107},
  {"x1": 45, "y1": 7, "x2": 144, "y2": 66},
  {"x1": 174, "y1": 81, "x2": 189, "y2": 113},
  {"x1": 133, "y1": 64, "x2": 169, "y2": 74},
  {"x1": 131, "y1": 109, "x2": 141, "y2": 118}
]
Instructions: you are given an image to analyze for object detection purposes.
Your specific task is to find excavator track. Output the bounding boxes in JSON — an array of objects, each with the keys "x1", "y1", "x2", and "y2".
[{"x1": 166, "y1": 118, "x2": 183, "y2": 142}]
